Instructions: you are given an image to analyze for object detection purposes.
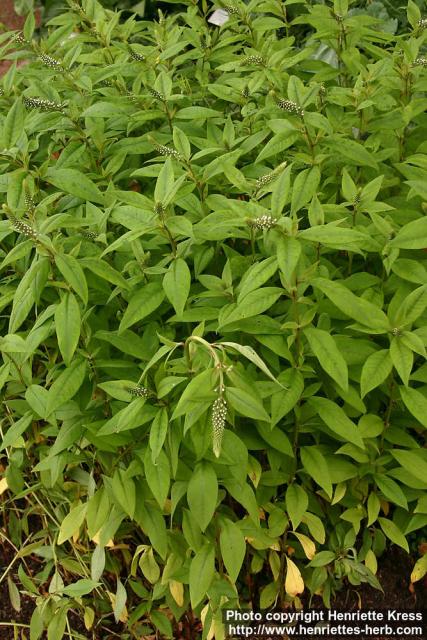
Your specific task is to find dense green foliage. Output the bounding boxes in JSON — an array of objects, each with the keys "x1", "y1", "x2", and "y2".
[{"x1": 1, "y1": 0, "x2": 427, "y2": 637}]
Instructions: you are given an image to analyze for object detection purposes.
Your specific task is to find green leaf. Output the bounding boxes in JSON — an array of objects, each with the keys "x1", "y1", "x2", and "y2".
[
  {"x1": 367, "y1": 492, "x2": 380, "y2": 526},
  {"x1": 313, "y1": 277, "x2": 390, "y2": 332},
  {"x1": 276, "y1": 236, "x2": 301, "y2": 289},
  {"x1": 220, "y1": 342, "x2": 283, "y2": 387},
  {"x1": 144, "y1": 448, "x2": 170, "y2": 509},
  {"x1": 374, "y1": 475, "x2": 408, "y2": 510},
  {"x1": 391, "y1": 449, "x2": 427, "y2": 484},
  {"x1": 286, "y1": 484, "x2": 308, "y2": 530},
  {"x1": 55, "y1": 253, "x2": 88, "y2": 305},
  {"x1": 305, "y1": 327, "x2": 348, "y2": 390},
  {"x1": 187, "y1": 462, "x2": 218, "y2": 532},
  {"x1": 390, "y1": 217, "x2": 427, "y2": 250},
  {"x1": 149, "y1": 408, "x2": 169, "y2": 463},
  {"x1": 55, "y1": 293, "x2": 81, "y2": 366},
  {"x1": 400, "y1": 386, "x2": 427, "y2": 428},
  {"x1": 397, "y1": 285, "x2": 427, "y2": 326},
  {"x1": 154, "y1": 158, "x2": 174, "y2": 203},
  {"x1": 291, "y1": 167, "x2": 320, "y2": 215},
  {"x1": 308, "y1": 397, "x2": 364, "y2": 448},
  {"x1": 0, "y1": 412, "x2": 33, "y2": 452},
  {"x1": 299, "y1": 223, "x2": 365, "y2": 247},
  {"x1": 58, "y1": 503, "x2": 87, "y2": 545},
  {"x1": 163, "y1": 258, "x2": 191, "y2": 316},
  {"x1": 220, "y1": 519, "x2": 246, "y2": 583},
  {"x1": 237, "y1": 257, "x2": 278, "y2": 301},
  {"x1": 3, "y1": 98, "x2": 25, "y2": 149},
  {"x1": 173, "y1": 126, "x2": 191, "y2": 160},
  {"x1": 271, "y1": 164, "x2": 292, "y2": 216},
  {"x1": 46, "y1": 168, "x2": 104, "y2": 204},
  {"x1": 300, "y1": 447, "x2": 332, "y2": 498},
  {"x1": 62, "y1": 579, "x2": 100, "y2": 597},
  {"x1": 46, "y1": 359, "x2": 87, "y2": 416},
  {"x1": 360, "y1": 349, "x2": 392, "y2": 398},
  {"x1": 80, "y1": 257, "x2": 130, "y2": 290},
  {"x1": 113, "y1": 579, "x2": 127, "y2": 624},
  {"x1": 390, "y1": 338, "x2": 413, "y2": 386},
  {"x1": 378, "y1": 518, "x2": 409, "y2": 552},
  {"x1": 111, "y1": 469, "x2": 136, "y2": 518},
  {"x1": 119, "y1": 282, "x2": 165, "y2": 333},
  {"x1": 189, "y1": 543, "x2": 215, "y2": 608},
  {"x1": 226, "y1": 387, "x2": 270, "y2": 422},
  {"x1": 219, "y1": 288, "x2": 282, "y2": 328}
]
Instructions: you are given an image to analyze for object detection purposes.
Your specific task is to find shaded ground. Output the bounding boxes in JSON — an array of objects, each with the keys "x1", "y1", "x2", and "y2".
[
  {"x1": 1, "y1": 543, "x2": 426, "y2": 639},
  {"x1": 0, "y1": 0, "x2": 41, "y2": 76}
]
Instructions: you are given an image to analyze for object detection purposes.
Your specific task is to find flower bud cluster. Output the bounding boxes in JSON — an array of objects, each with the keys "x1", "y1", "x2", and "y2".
[
  {"x1": 25, "y1": 194, "x2": 36, "y2": 213},
  {"x1": 39, "y1": 53, "x2": 64, "y2": 72},
  {"x1": 248, "y1": 215, "x2": 276, "y2": 230},
  {"x1": 155, "y1": 145, "x2": 180, "y2": 159},
  {"x1": 154, "y1": 202, "x2": 166, "y2": 216},
  {"x1": 255, "y1": 173, "x2": 275, "y2": 190},
  {"x1": 149, "y1": 88, "x2": 165, "y2": 101},
  {"x1": 241, "y1": 86, "x2": 250, "y2": 98},
  {"x1": 81, "y1": 230, "x2": 98, "y2": 240},
  {"x1": 23, "y1": 96, "x2": 65, "y2": 112},
  {"x1": 225, "y1": 5, "x2": 239, "y2": 15},
  {"x1": 212, "y1": 397, "x2": 227, "y2": 457},
  {"x1": 128, "y1": 47, "x2": 145, "y2": 62},
  {"x1": 12, "y1": 218, "x2": 38, "y2": 240},
  {"x1": 14, "y1": 33, "x2": 29, "y2": 46},
  {"x1": 243, "y1": 55, "x2": 265, "y2": 66},
  {"x1": 413, "y1": 57, "x2": 427, "y2": 67},
  {"x1": 418, "y1": 18, "x2": 427, "y2": 30},
  {"x1": 278, "y1": 99, "x2": 304, "y2": 117},
  {"x1": 129, "y1": 386, "x2": 150, "y2": 398}
]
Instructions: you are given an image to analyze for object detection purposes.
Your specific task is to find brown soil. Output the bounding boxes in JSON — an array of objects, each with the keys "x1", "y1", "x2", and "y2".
[
  {"x1": 0, "y1": 0, "x2": 41, "y2": 76},
  {"x1": 1, "y1": 543, "x2": 426, "y2": 640}
]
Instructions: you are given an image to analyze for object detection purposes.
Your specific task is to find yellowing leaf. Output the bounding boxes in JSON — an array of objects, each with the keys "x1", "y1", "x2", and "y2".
[
  {"x1": 285, "y1": 556, "x2": 304, "y2": 597},
  {"x1": 169, "y1": 580, "x2": 184, "y2": 606},
  {"x1": 293, "y1": 532, "x2": 316, "y2": 560},
  {"x1": 0, "y1": 476, "x2": 8, "y2": 495},
  {"x1": 410, "y1": 554, "x2": 427, "y2": 583}
]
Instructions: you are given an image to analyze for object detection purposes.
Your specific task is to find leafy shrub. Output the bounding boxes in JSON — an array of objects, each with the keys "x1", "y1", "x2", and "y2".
[{"x1": 0, "y1": 0, "x2": 427, "y2": 637}]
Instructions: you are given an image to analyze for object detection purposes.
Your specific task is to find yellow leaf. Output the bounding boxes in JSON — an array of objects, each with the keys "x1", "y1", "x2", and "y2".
[
  {"x1": 84, "y1": 607, "x2": 95, "y2": 630},
  {"x1": 364, "y1": 549, "x2": 378, "y2": 575},
  {"x1": 411, "y1": 554, "x2": 427, "y2": 583},
  {"x1": 285, "y1": 556, "x2": 304, "y2": 597},
  {"x1": 0, "y1": 476, "x2": 8, "y2": 495},
  {"x1": 91, "y1": 531, "x2": 114, "y2": 547},
  {"x1": 293, "y1": 532, "x2": 316, "y2": 560},
  {"x1": 169, "y1": 580, "x2": 184, "y2": 607}
]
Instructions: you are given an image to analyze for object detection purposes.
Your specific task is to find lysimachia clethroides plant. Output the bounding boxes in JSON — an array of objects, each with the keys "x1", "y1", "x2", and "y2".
[{"x1": 0, "y1": 0, "x2": 426, "y2": 637}]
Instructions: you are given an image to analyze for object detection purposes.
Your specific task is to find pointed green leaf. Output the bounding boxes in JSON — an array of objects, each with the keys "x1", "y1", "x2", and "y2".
[
  {"x1": 300, "y1": 447, "x2": 332, "y2": 498},
  {"x1": 46, "y1": 168, "x2": 104, "y2": 204},
  {"x1": 360, "y1": 349, "x2": 392, "y2": 398},
  {"x1": 309, "y1": 397, "x2": 364, "y2": 448},
  {"x1": 189, "y1": 543, "x2": 215, "y2": 608},
  {"x1": 119, "y1": 282, "x2": 165, "y2": 333},
  {"x1": 286, "y1": 484, "x2": 309, "y2": 530},
  {"x1": 305, "y1": 327, "x2": 348, "y2": 390},
  {"x1": 46, "y1": 359, "x2": 87, "y2": 416},
  {"x1": 187, "y1": 462, "x2": 218, "y2": 532},
  {"x1": 55, "y1": 292, "x2": 81, "y2": 366},
  {"x1": 163, "y1": 258, "x2": 191, "y2": 316},
  {"x1": 378, "y1": 518, "x2": 409, "y2": 552},
  {"x1": 220, "y1": 519, "x2": 246, "y2": 583}
]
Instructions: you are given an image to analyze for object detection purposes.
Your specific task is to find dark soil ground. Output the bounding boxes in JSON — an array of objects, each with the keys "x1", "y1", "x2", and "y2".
[
  {"x1": 1, "y1": 542, "x2": 426, "y2": 640},
  {"x1": 0, "y1": 0, "x2": 41, "y2": 76}
]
